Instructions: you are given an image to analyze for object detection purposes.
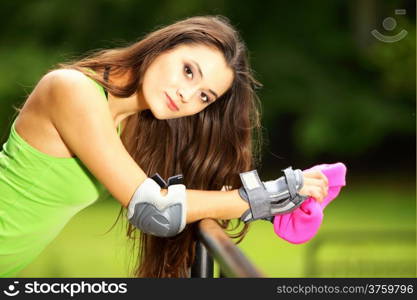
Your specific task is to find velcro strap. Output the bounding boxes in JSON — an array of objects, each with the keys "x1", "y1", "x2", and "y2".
[
  {"x1": 239, "y1": 170, "x2": 270, "y2": 219},
  {"x1": 151, "y1": 173, "x2": 167, "y2": 188},
  {"x1": 283, "y1": 167, "x2": 297, "y2": 198},
  {"x1": 240, "y1": 209, "x2": 253, "y2": 223},
  {"x1": 167, "y1": 174, "x2": 184, "y2": 186}
]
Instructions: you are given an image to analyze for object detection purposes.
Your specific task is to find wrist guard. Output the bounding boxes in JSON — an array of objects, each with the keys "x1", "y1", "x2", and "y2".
[{"x1": 238, "y1": 166, "x2": 308, "y2": 223}]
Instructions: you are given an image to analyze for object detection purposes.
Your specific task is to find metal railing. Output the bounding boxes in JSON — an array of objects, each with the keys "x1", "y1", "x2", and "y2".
[{"x1": 191, "y1": 218, "x2": 264, "y2": 278}]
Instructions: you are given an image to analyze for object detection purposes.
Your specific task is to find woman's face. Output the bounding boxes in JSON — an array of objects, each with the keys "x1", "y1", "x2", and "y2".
[{"x1": 140, "y1": 44, "x2": 234, "y2": 119}]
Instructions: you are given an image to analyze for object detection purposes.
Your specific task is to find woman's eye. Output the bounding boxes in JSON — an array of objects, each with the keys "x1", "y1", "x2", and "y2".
[
  {"x1": 201, "y1": 93, "x2": 209, "y2": 103},
  {"x1": 184, "y1": 65, "x2": 193, "y2": 79}
]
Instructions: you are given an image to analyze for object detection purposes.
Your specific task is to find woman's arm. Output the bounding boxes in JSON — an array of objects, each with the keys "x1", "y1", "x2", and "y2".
[
  {"x1": 160, "y1": 188, "x2": 249, "y2": 223},
  {"x1": 178, "y1": 169, "x2": 329, "y2": 224}
]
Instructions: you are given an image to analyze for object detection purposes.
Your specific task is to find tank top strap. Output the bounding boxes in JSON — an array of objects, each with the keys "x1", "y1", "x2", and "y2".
[{"x1": 82, "y1": 67, "x2": 122, "y2": 135}]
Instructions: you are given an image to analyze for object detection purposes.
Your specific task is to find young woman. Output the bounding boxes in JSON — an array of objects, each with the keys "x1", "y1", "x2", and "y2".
[{"x1": 0, "y1": 15, "x2": 328, "y2": 277}]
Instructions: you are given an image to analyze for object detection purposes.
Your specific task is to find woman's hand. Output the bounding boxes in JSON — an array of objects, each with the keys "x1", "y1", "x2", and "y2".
[{"x1": 298, "y1": 170, "x2": 329, "y2": 203}]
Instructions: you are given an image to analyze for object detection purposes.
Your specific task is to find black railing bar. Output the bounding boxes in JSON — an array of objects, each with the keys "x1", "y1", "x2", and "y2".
[
  {"x1": 190, "y1": 240, "x2": 214, "y2": 278},
  {"x1": 196, "y1": 218, "x2": 264, "y2": 278}
]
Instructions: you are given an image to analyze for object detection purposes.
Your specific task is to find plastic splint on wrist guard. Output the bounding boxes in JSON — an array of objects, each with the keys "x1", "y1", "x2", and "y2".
[{"x1": 238, "y1": 166, "x2": 308, "y2": 223}]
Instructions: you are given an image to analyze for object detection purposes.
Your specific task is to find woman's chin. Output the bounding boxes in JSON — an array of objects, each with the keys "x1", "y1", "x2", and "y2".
[{"x1": 149, "y1": 109, "x2": 170, "y2": 120}]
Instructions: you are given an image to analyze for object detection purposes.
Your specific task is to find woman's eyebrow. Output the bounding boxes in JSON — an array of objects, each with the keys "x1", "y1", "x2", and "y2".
[{"x1": 190, "y1": 59, "x2": 219, "y2": 99}]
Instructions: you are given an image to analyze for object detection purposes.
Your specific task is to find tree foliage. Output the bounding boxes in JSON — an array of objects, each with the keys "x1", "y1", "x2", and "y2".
[{"x1": 0, "y1": 0, "x2": 414, "y2": 165}]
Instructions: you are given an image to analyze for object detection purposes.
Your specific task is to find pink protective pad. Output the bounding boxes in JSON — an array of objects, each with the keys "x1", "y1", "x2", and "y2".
[{"x1": 272, "y1": 162, "x2": 347, "y2": 244}]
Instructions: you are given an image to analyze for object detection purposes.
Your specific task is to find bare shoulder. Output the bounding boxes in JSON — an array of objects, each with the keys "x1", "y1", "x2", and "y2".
[
  {"x1": 44, "y1": 68, "x2": 95, "y2": 84},
  {"x1": 40, "y1": 68, "x2": 90, "y2": 89},
  {"x1": 27, "y1": 69, "x2": 100, "y2": 115},
  {"x1": 42, "y1": 69, "x2": 110, "y2": 119},
  {"x1": 13, "y1": 69, "x2": 105, "y2": 159},
  {"x1": 43, "y1": 68, "x2": 101, "y2": 99}
]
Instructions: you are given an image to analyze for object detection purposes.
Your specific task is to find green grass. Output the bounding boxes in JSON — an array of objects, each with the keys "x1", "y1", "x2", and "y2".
[{"x1": 19, "y1": 176, "x2": 416, "y2": 277}]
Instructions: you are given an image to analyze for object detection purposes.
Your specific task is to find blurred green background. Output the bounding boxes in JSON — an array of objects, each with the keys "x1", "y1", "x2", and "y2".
[{"x1": 0, "y1": 0, "x2": 415, "y2": 277}]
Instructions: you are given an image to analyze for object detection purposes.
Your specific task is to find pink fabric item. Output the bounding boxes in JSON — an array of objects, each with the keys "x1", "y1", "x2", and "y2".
[{"x1": 273, "y1": 162, "x2": 347, "y2": 244}]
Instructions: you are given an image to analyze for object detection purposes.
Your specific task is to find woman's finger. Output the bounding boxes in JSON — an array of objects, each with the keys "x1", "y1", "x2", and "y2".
[
  {"x1": 303, "y1": 170, "x2": 328, "y2": 188},
  {"x1": 302, "y1": 177, "x2": 329, "y2": 194},
  {"x1": 312, "y1": 186, "x2": 326, "y2": 203},
  {"x1": 298, "y1": 186, "x2": 322, "y2": 202},
  {"x1": 298, "y1": 185, "x2": 327, "y2": 203}
]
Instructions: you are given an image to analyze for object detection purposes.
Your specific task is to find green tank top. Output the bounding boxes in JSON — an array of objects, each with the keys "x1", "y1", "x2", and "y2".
[{"x1": 0, "y1": 73, "x2": 121, "y2": 277}]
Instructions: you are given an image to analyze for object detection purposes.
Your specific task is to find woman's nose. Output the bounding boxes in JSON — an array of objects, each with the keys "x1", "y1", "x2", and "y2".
[{"x1": 177, "y1": 88, "x2": 196, "y2": 102}]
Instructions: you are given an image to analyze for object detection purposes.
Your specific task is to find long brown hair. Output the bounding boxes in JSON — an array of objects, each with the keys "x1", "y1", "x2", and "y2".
[{"x1": 57, "y1": 15, "x2": 264, "y2": 277}]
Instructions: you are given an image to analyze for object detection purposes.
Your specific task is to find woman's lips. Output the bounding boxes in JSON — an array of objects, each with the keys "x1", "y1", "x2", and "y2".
[{"x1": 165, "y1": 92, "x2": 179, "y2": 111}]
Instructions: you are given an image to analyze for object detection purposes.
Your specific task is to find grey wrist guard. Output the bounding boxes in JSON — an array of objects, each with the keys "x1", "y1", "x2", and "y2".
[
  {"x1": 238, "y1": 166, "x2": 308, "y2": 223},
  {"x1": 127, "y1": 173, "x2": 187, "y2": 237}
]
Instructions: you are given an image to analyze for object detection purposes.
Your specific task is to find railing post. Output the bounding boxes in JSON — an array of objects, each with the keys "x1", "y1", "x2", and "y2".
[
  {"x1": 193, "y1": 218, "x2": 264, "y2": 278},
  {"x1": 191, "y1": 240, "x2": 214, "y2": 278}
]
